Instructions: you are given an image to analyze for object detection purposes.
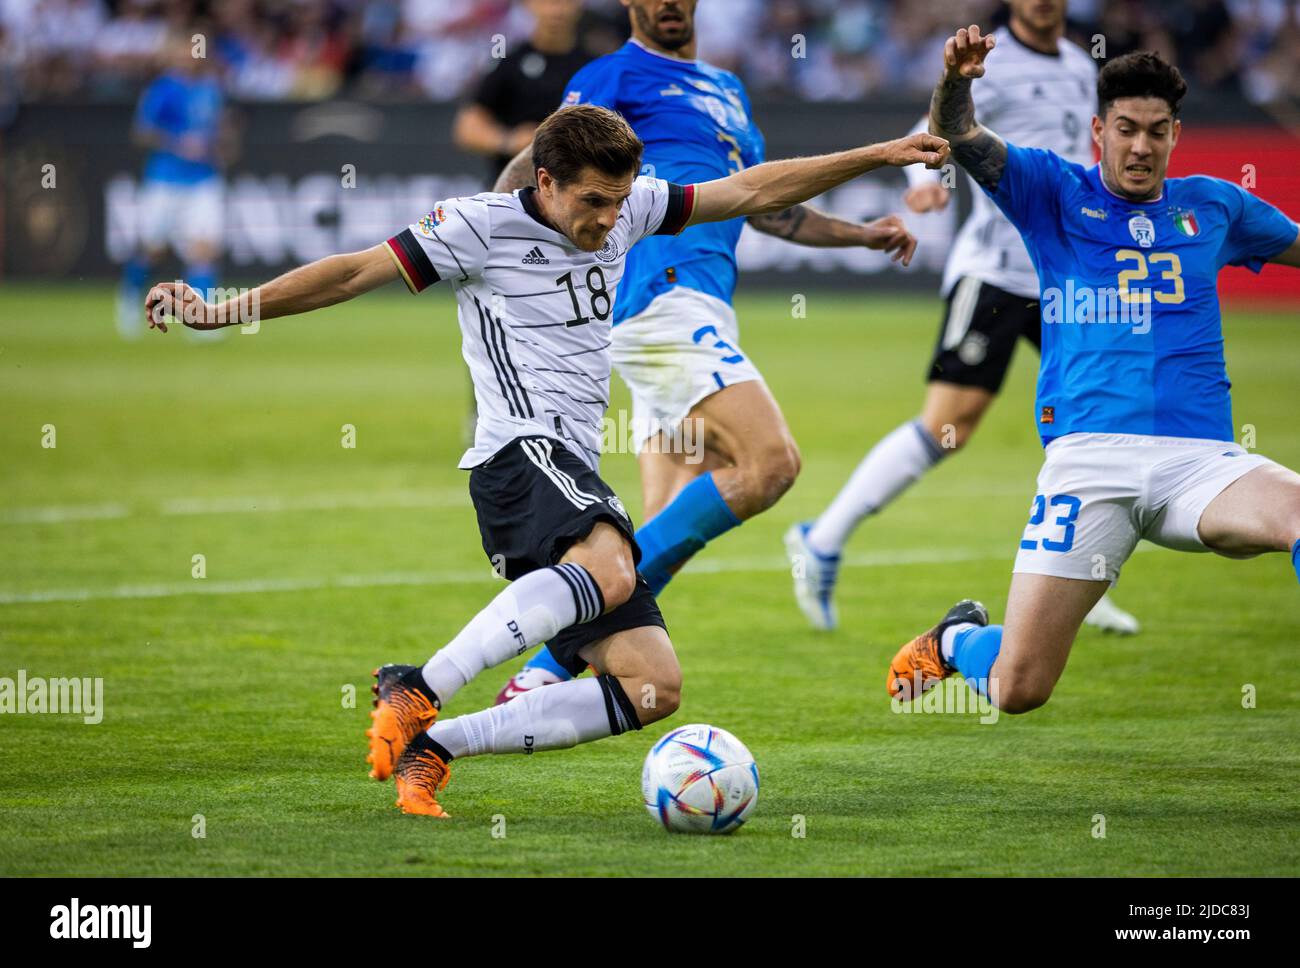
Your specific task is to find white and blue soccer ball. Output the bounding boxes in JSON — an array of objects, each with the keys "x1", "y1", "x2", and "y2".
[{"x1": 641, "y1": 724, "x2": 759, "y2": 834}]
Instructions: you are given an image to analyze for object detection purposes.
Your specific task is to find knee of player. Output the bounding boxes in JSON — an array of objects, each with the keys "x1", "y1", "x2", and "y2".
[
  {"x1": 994, "y1": 675, "x2": 1053, "y2": 715},
  {"x1": 920, "y1": 415, "x2": 973, "y2": 453},
  {"x1": 639, "y1": 667, "x2": 682, "y2": 725},
  {"x1": 593, "y1": 554, "x2": 637, "y2": 611},
  {"x1": 741, "y1": 440, "x2": 801, "y2": 511}
]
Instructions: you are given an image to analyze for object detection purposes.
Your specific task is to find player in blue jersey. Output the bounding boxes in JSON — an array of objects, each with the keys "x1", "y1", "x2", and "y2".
[
  {"x1": 117, "y1": 35, "x2": 228, "y2": 339},
  {"x1": 889, "y1": 28, "x2": 1300, "y2": 713},
  {"x1": 492, "y1": 0, "x2": 920, "y2": 700}
]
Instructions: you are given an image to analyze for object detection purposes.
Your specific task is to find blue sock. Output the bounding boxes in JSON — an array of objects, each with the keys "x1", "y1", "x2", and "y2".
[
  {"x1": 634, "y1": 472, "x2": 741, "y2": 595},
  {"x1": 949, "y1": 625, "x2": 1003, "y2": 696},
  {"x1": 1292, "y1": 540, "x2": 1299, "y2": 585},
  {"x1": 187, "y1": 263, "x2": 216, "y2": 299},
  {"x1": 121, "y1": 257, "x2": 150, "y2": 294},
  {"x1": 520, "y1": 644, "x2": 573, "y2": 680}
]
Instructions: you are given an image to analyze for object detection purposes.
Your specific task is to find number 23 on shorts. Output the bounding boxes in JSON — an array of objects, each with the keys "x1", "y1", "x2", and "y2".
[{"x1": 1020, "y1": 493, "x2": 1081, "y2": 552}]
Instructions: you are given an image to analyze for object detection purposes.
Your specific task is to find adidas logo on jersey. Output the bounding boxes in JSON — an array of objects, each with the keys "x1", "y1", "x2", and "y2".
[{"x1": 522, "y1": 246, "x2": 550, "y2": 265}]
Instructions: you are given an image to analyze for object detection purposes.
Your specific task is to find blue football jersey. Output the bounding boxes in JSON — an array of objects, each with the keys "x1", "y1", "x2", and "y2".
[
  {"x1": 562, "y1": 40, "x2": 766, "y2": 323},
  {"x1": 986, "y1": 144, "x2": 1298, "y2": 444},
  {"x1": 135, "y1": 72, "x2": 223, "y2": 185}
]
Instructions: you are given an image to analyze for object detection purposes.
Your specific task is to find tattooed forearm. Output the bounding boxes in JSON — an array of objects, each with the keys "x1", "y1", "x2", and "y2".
[
  {"x1": 951, "y1": 129, "x2": 1007, "y2": 193},
  {"x1": 930, "y1": 75, "x2": 977, "y2": 140},
  {"x1": 747, "y1": 204, "x2": 810, "y2": 240},
  {"x1": 928, "y1": 73, "x2": 1007, "y2": 192},
  {"x1": 493, "y1": 145, "x2": 536, "y2": 193}
]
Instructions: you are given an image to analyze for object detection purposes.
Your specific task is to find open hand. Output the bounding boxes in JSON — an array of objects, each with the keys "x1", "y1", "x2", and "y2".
[{"x1": 944, "y1": 24, "x2": 996, "y2": 81}]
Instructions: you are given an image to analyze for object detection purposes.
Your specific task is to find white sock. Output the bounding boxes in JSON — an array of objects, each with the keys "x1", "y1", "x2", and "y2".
[
  {"x1": 427, "y1": 675, "x2": 639, "y2": 758},
  {"x1": 807, "y1": 419, "x2": 946, "y2": 554},
  {"x1": 421, "y1": 563, "x2": 602, "y2": 705},
  {"x1": 940, "y1": 622, "x2": 977, "y2": 664}
]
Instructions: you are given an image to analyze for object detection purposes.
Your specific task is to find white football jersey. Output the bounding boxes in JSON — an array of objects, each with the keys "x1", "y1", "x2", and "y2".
[
  {"x1": 907, "y1": 27, "x2": 1099, "y2": 299},
  {"x1": 386, "y1": 176, "x2": 695, "y2": 470}
]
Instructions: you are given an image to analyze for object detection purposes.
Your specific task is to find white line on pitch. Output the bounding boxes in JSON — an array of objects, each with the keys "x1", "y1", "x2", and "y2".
[
  {"x1": 0, "y1": 489, "x2": 469, "y2": 525},
  {"x1": 0, "y1": 546, "x2": 1020, "y2": 606}
]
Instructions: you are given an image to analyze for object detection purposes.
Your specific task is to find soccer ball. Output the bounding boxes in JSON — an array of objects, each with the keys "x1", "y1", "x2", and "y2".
[{"x1": 641, "y1": 724, "x2": 759, "y2": 834}]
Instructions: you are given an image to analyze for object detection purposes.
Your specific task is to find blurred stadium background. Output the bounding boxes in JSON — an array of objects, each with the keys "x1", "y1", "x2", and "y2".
[
  {"x1": 2, "y1": 2, "x2": 1299, "y2": 876},
  {"x1": 3, "y1": 0, "x2": 1300, "y2": 298}
]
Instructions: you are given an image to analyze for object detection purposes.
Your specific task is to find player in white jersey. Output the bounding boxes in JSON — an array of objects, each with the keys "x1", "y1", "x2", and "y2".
[
  {"x1": 143, "y1": 104, "x2": 949, "y2": 818},
  {"x1": 787, "y1": 0, "x2": 1140, "y2": 635}
]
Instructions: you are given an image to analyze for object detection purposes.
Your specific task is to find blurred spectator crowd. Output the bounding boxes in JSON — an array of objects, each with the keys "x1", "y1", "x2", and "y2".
[{"x1": 2, "y1": 0, "x2": 1298, "y2": 107}]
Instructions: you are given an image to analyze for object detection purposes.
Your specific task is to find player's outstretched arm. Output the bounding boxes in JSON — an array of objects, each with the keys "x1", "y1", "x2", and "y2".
[
  {"x1": 688, "y1": 133, "x2": 948, "y2": 227},
  {"x1": 495, "y1": 145, "x2": 537, "y2": 193},
  {"x1": 144, "y1": 243, "x2": 399, "y2": 333},
  {"x1": 929, "y1": 24, "x2": 1007, "y2": 193},
  {"x1": 748, "y1": 207, "x2": 920, "y2": 265}
]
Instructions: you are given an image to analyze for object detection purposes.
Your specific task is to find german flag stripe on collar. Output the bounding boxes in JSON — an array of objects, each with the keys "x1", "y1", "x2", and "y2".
[{"x1": 386, "y1": 229, "x2": 440, "y2": 293}]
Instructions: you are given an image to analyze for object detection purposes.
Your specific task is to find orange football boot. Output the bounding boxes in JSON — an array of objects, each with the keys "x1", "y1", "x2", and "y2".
[
  {"x1": 886, "y1": 599, "x2": 988, "y2": 701},
  {"x1": 367, "y1": 664, "x2": 440, "y2": 781},
  {"x1": 394, "y1": 735, "x2": 453, "y2": 818}
]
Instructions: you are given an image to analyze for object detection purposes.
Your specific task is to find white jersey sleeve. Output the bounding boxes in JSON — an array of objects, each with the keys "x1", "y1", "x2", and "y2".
[
  {"x1": 385, "y1": 196, "x2": 492, "y2": 293},
  {"x1": 625, "y1": 175, "x2": 696, "y2": 244}
]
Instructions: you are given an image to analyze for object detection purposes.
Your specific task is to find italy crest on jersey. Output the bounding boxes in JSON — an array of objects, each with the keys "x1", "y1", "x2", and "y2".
[
  {"x1": 1172, "y1": 209, "x2": 1200, "y2": 237},
  {"x1": 1128, "y1": 214, "x2": 1156, "y2": 248}
]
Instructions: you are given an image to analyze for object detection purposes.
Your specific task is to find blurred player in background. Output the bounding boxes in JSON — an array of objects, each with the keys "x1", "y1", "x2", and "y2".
[
  {"x1": 891, "y1": 30, "x2": 1300, "y2": 714},
  {"x1": 117, "y1": 32, "x2": 229, "y2": 339},
  {"x1": 494, "y1": 0, "x2": 919, "y2": 700},
  {"x1": 787, "y1": 0, "x2": 1140, "y2": 636},
  {"x1": 453, "y1": 0, "x2": 594, "y2": 186}
]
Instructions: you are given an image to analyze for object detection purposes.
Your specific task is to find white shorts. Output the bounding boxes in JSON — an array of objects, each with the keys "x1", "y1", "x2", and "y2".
[
  {"x1": 1014, "y1": 433, "x2": 1277, "y2": 584},
  {"x1": 611, "y1": 287, "x2": 763, "y2": 445},
  {"x1": 138, "y1": 177, "x2": 223, "y2": 256}
]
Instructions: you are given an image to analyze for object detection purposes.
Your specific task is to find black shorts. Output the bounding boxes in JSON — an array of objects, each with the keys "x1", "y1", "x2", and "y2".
[
  {"x1": 468, "y1": 435, "x2": 666, "y2": 676},
  {"x1": 926, "y1": 277, "x2": 1042, "y2": 393}
]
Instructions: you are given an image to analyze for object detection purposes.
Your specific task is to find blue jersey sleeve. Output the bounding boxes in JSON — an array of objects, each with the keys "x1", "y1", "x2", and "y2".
[
  {"x1": 1218, "y1": 183, "x2": 1299, "y2": 272},
  {"x1": 986, "y1": 142, "x2": 1069, "y2": 239},
  {"x1": 134, "y1": 78, "x2": 171, "y2": 135},
  {"x1": 561, "y1": 58, "x2": 622, "y2": 111}
]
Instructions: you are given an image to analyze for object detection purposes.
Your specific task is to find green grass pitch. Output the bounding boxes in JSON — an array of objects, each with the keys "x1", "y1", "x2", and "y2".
[{"x1": 1, "y1": 283, "x2": 1296, "y2": 876}]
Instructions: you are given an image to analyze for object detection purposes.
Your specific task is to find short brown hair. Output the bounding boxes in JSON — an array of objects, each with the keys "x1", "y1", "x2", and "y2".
[{"x1": 533, "y1": 104, "x2": 644, "y2": 186}]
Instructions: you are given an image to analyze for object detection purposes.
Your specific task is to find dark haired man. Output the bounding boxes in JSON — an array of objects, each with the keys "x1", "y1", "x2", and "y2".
[
  {"x1": 790, "y1": 0, "x2": 1139, "y2": 638},
  {"x1": 889, "y1": 30, "x2": 1300, "y2": 715},
  {"x1": 145, "y1": 104, "x2": 948, "y2": 817}
]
